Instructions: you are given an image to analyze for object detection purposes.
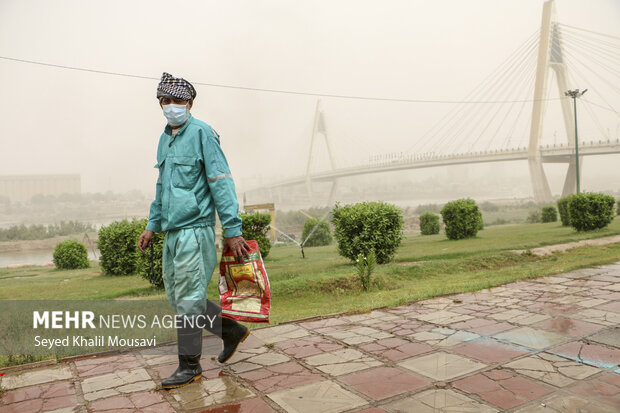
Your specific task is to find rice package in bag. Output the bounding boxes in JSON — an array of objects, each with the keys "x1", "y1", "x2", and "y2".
[{"x1": 219, "y1": 240, "x2": 271, "y2": 323}]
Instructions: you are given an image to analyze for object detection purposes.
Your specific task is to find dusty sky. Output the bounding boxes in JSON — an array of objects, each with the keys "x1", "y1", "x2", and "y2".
[{"x1": 0, "y1": 0, "x2": 618, "y2": 199}]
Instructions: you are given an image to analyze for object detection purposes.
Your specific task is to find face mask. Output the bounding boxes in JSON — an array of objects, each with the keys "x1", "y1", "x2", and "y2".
[{"x1": 162, "y1": 103, "x2": 188, "y2": 127}]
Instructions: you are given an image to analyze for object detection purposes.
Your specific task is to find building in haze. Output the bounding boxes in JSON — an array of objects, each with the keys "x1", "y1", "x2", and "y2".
[{"x1": 0, "y1": 174, "x2": 81, "y2": 202}]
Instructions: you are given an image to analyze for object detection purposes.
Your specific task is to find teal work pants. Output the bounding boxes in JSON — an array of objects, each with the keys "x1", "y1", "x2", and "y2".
[{"x1": 162, "y1": 226, "x2": 217, "y2": 317}]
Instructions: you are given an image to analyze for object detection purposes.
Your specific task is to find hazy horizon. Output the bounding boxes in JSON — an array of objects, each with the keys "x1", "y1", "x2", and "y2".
[{"x1": 1, "y1": 0, "x2": 619, "y2": 206}]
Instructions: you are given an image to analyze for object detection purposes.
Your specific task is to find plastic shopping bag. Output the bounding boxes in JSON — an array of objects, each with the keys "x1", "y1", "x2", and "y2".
[{"x1": 219, "y1": 240, "x2": 270, "y2": 323}]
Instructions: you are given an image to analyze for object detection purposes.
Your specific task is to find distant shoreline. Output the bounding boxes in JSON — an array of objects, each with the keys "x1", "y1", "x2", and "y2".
[{"x1": 0, "y1": 233, "x2": 98, "y2": 253}]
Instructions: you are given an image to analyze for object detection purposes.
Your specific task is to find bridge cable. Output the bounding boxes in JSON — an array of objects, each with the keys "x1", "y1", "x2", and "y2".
[
  {"x1": 561, "y1": 33, "x2": 620, "y2": 78},
  {"x1": 557, "y1": 24, "x2": 620, "y2": 45},
  {"x1": 436, "y1": 33, "x2": 539, "y2": 154},
  {"x1": 558, "y1": 27, "x2": 620, "y2": 53},
  {"x1": 501, "y1": 79, "x2": 535, "y2": 149},
  {"x1": 582, "y1": 99, "x2": 619, "y2": 114},
  {"x1": 560, "y1": 30, "x2": 620, "y2": 64},
  {"x1": 558, "y1": 23, "x2": 620, "y2": 42},
  {"x1": 466, "y1": 39, "x2": 540, "y2": 153},
  {"x1": 402, "y1": 30, "x2": 540, "y2": 154},
  {"x1": 561, "y1": 33, "x2": 620, "y2": 102},
  {"x1": 410, "y1": 31, "x2": 541, "y2": 155},
  {"x1": 562, "y1": 46, "x2": 620, "y2": 111},
  {"x1": 564, "y1": 60, "x2": 612, "y2": 139},
  {"x1": 435, "y1": 32, "x2": 539, "y2": 155},
  {"x1": 435, "y1": 32, "x2": 540, "y2": 154},
  {"x1": 490, "y1": 51, "x2": 539, "y2": 151},
  {"x1": 559, "y1": 30, "x2": 620, "y2": 53},
  {"x1": 500, "y1": 55, "x2": 539, "y2": 149}
]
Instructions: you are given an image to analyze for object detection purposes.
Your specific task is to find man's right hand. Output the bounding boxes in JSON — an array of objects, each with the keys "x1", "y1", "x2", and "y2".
[{"x1": 138, "y1": 230, "x2": 154, "y2": 253}]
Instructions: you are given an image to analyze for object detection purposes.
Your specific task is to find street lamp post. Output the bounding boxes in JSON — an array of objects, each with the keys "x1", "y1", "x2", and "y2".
[{"x1": 564, "y1": 88, "x2": 587, "y2": 194}]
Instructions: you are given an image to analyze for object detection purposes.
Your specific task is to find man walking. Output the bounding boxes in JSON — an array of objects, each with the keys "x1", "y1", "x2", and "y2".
[{"x1": 138, "y1": 72, "x2": 251, "y2": 389}]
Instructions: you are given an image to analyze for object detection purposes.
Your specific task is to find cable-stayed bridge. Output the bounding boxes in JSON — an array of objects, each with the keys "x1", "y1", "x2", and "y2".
[
  {"x1": 247, "y1": 0, "x2": 620, "y2": 204},
  {"x1": 266, "y1": 139, "x2": 620, "y2": 187}
]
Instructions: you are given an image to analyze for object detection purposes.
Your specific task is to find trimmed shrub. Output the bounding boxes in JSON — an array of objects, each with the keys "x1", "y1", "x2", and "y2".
[
  {"x1": 440, "y1": 199, "x2": 482, "y2": 240},
  {"x1": 568, "y1": 192, "x2": 615, "y2": 231},
  {"x1": 617, "y1": 199, "x2": 620, "y2": 216},
  {"x1": 98, "y1": 219, "x2": 144, "y2": 275},
  {"x1": 332, "y1": 202, "x2": 403, "y2": 264},
  {"x1": 239, "y1": 212, "x2": 271, "y2": 258},
  {"x1": 135, "y1": 219, "x2": 165, "y2": 288},
  {"x1": 301, "y1": 218, "x2": 332, "y2": 247},
  {"x1": 557, "y1": 196, "x2": 573, "y2": 226},
  {"x1": 541, "y1": 205, "x2": 558, "y2": 223},
  {"x1": 478, "y1": 210, "x2": 484, "y2": 230},
  {"x1": 53, "y1": 239, "x2": 90, "y2": 269},
  {"x1": 419, "y1": 212, "x2": 440, "y2": 235}
]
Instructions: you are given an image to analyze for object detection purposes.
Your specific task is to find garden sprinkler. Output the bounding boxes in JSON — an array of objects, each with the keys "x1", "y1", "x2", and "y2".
[
  {"x1": 272, "y1": 226, "x2": 306, "y2": 258},
  {"x1": 298, "y1": 209, "x2": 332, "y2": 259}
]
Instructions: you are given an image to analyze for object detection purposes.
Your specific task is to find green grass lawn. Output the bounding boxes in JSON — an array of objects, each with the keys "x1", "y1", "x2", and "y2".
[
  {"x1": 0, "y1": 264, "x2": 161, "y2": 299},
  {"x1": 2, "y1": 219, "x2": 619, "y2": 312}
]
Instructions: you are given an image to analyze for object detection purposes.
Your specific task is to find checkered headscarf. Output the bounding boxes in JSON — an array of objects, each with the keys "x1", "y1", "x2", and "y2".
[{"x1": 156, "y1": 72, "x2": 197, "y2": 101}]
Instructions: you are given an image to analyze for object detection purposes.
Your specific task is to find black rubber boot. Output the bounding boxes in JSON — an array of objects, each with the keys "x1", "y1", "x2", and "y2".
[
  {"x1": 218, "y1": 316, "x2": 250, "y2": 363},
  {"x1": 202, "y1": 299, "x2": 223, "y2": 339},
  {"x1": 161, "y1": 320, "x2": 203, "y2": 390}
]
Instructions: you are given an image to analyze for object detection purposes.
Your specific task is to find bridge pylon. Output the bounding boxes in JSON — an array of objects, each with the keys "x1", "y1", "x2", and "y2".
[
  {"x1": 305, "y1": 100, "x2": 338, "y2": 204},
  {"x1": 529, "y1": 0, "x2": 580, "y2": 203}
]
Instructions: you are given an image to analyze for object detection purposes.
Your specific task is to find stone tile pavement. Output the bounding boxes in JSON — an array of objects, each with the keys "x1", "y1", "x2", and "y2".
[{"x1": 1, "y1": 263, "x2": 619, "y2": 412}]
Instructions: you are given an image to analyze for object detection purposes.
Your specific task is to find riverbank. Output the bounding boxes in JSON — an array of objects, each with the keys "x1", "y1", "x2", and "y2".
[
  {"x1": 0, "y1": 233, "x2": 99, "y2": 267},
  {"x1": 0, "y1": 233, "x2": 98, "y2": 253}
]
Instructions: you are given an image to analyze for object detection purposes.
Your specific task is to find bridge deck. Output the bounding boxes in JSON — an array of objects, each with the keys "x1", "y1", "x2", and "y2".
[{"x1": 255, "y1": 140, "x2": 620, "y2": 190}]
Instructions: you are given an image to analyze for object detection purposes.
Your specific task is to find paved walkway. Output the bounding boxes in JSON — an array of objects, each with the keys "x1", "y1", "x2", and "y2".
[
  {"x1": 1, "y1": 263, "x2": 619, "y2": 412},
  {"x1": 513, "y1": 234, "x2": 620, "y2": 256}
]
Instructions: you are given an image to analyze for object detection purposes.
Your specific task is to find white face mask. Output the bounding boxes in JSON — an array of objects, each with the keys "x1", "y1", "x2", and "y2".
[{"x1": 162, "y1": 103, "x2": 189, "y2": 127}]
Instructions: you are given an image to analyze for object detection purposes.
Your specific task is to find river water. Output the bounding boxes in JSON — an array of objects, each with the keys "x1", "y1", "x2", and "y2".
[{"x1": 0, "y1": 249, "x2": 99, "y2": 268}]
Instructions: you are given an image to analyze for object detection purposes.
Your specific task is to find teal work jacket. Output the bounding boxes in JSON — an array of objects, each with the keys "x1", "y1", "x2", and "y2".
[{"x1": 146, "y1": 115, "x2": 243, "y2": 237}]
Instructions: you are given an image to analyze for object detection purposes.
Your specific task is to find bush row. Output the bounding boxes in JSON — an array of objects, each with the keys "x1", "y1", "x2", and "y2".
[{"x1": 63, "y1": 193, "x2": 617, "y2": 285}]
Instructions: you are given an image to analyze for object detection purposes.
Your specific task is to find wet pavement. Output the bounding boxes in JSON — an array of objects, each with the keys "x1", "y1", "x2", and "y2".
[{"x1": 1, "y1": 263, "x2": 619, "y2": 412}]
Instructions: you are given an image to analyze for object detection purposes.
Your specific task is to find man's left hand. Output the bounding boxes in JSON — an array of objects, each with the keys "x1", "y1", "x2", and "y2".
[{"x1": 223, "y1": 236, "x2": 251, "y2": 262}]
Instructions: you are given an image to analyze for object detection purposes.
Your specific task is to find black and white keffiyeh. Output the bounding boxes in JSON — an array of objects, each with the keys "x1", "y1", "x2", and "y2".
[{"x1": 156, "y1": 72, "x2": 197, "y2": 101}]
